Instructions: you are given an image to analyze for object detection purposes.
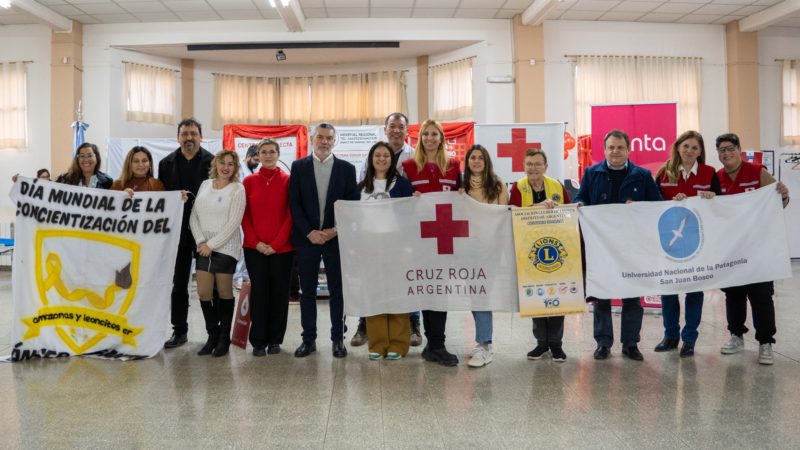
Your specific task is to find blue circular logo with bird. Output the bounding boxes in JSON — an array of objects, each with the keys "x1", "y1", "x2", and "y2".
[{"x1": 658, "y1": 206, "x2": 702, "y2": 260}]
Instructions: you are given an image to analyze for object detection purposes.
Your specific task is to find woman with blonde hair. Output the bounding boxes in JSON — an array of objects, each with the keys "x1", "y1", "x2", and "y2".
[
  {"x1": 111, "y1": 146, "x2": 165, "y2": 194},
  {"x1": 189, "y1": 150, "x2": 246, "y2": 357}
]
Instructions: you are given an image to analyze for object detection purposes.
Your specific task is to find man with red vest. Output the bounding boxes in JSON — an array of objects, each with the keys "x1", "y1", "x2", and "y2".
[{"x1": 716, "y1": 133, "x2": 790, "y2": 365}]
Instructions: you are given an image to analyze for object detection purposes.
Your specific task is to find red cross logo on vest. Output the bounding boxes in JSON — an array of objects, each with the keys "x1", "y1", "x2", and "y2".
[
  {"x1": 420, "y1": 204, "x2": 469, "y2": 255},
  {"x1": 497, "y1": 128, "x2": 541, "y2": 172}
]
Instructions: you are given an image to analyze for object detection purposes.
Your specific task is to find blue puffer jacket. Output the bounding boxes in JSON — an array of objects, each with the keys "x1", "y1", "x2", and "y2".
[{"x1": 575, "y1": 160, "x2": 662, "y2": 206}]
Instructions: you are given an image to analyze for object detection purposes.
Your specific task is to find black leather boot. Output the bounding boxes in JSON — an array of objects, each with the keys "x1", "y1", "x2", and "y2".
[
  {"x1": 197, "y1": 300, "x2": 219, "y2": 356},
  {"x1": 213, "y1": 299, "x2": 234, "y2": 357}
]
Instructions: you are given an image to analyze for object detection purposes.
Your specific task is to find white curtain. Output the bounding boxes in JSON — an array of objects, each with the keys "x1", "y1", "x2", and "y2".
[
  {"x1": 310, "y1": 73, "x2": 364, "y2": 125},
  {"x1": 124, "y1": 62, "x2": 177, "y2": 125},
  {"x1": 213, "y1": 73, "x2": 278, "y2": 129},
  {"x1": 365, "y1": 71, "x2": 407, "y2": 125},
  {"x1": 782, "y1": 60, "x2": 800, "y2": 145},
  {"x1": 430, "y1": 57, "x2": 474, "y2": 121},
  {"x1": 0, "y1": 62, "x2": 27, "y2": 149},
  {"x1": 575, "y1": 55, "x2": 702, "y2": 136},
  {"x1": 279, "y1": 77, "x2": 312, "y2": 125}
]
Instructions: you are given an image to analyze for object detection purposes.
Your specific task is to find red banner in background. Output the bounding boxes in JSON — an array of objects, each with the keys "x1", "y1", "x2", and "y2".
[
  {"x1": 590, "y1": 103, "x2": 676, "y2": 174},
  {"x1": 408, "y1": 122, "x2": 475, "y2": 170},
  {"x1": 231, "y1": 282, "x2": 251, "y2": 350},
  {"x1": 222, "y1": 124, "x2": 308, "y2": 160}
]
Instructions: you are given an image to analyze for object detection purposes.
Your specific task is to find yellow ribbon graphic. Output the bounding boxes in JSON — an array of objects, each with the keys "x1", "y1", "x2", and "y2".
[{"x1": 43, "y1": 253, "x2": 120, "y2": 310}]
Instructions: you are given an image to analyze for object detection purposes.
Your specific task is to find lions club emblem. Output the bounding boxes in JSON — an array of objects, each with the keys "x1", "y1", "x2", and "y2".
[{"x1": 528, "y1": 237, "x2": 567, "y2": 273}]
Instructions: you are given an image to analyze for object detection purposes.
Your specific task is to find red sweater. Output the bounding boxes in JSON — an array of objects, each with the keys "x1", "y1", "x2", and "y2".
[{"x1": 242, "y1": 167, "x2": 294, "y2": 254}]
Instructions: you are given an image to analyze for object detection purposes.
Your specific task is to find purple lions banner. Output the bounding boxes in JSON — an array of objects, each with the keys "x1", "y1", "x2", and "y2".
[
  {"x1": 579, "y1": 186, "x2": 791, "y2": 299},
  {"x1": 335, "y1": 192, "x2": 517, "y2": 317}
]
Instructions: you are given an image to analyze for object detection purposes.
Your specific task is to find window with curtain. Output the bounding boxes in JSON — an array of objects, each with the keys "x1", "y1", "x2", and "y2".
[
  {"x1": 213, "y1": 73, "x2": 279, "y2": 129},
  {"x1": 365, "y1": 71, "x2": 407, "y2": 125},
  {"x1": 430, "y1": 57, "x2": 473, "y2": 121},
  {"x1": 574, "y1": 55, "x2": 702, "y2": 136},
  {"x1": 782, "y1": 60, "x2": 800, "y2": 145},
  {"x1": 124, "y1": 62, "x2": 177, "y2": 125},
  {"x1": 0, "y1": 62, "x2": 27, "y2": 149},
  {"x1": 279, "y1": 76, "x2": 312, "y2": 125},
  {"x1": 310, "y1": 74, "x2": 364, "y2": 125}
]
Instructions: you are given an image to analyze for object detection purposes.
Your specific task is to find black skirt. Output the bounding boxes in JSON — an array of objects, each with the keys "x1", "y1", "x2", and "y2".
[{"x1": 195, "y1": 251, "x2": 237, "y2": 274}]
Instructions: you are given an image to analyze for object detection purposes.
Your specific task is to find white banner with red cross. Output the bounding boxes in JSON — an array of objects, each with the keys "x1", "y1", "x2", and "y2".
[
  {"x1": 474, "y1": 123, "x2": 566, "y2": 184},
  {"x1": 335, "y1": 192, "x2": 518, "y2": 317}
]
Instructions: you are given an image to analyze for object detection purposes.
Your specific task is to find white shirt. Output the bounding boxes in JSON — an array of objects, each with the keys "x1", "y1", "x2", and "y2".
[{"x1": 679, "y1": 161, "x2": 698, "y2": 181}]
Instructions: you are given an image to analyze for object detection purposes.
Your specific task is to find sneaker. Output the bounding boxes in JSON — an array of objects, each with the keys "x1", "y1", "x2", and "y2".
[
  {"x1": 758, "y1": 343, "x2": 774, "y2": 365},
  {"x1": 385, "y1": 352, "x2": 402, "y2": 360},
  {"x1": 721, "y1": 335, "x2": 744, "y2": 354},
  {"x1": 368, "y1": 353, "x2": 383, "y2": 360},
  {"x1": 350, "y1": 326, "x2": 367, "y2": 347},
  {"x1": 421, "y1": 345, "x2": 459, "y2": 367},
  {"x1": 409, "y1": 320, "x2": 423, "y2": 347},
  {"x1": 526, "y1": 345, "x2": 549, "y2": 360},
  {"x1": 468, "y1": 346, "x2": 493, "y2": 368},
  {"x1": 550, "y1": 347, "x2": 567, "y2": 362}
]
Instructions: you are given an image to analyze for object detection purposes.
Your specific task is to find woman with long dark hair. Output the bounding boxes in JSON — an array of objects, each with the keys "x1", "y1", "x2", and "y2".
[
  {"x1": 55, "y1": 142, "x2": 113, "y2": 189},
  {"x1": 111, "y1": 146, "x2": 165, "y2": 194}
]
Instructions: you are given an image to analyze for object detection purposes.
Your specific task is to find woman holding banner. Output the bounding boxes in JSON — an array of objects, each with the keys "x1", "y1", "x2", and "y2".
[
  {"x1": 189, "y1": 150, "x2": 246, "y2": 357},
  {"x1": 509, "y1": 149, "x2": 571, "y2": 362},
  {"x1": 402, "y1": 119, "x2": 462, "y2": 367},
  {"x1": 111, "y1": 146, "x2": 165, "y2": 194},
  {"x1": 241, "y1": 139, "x2": 295, "y2": 357},
  {"x1": 55, "y1": 142, "x2": 113, "y2": 189},
  {"x1": 462, "y1": 144, "x2": 508, "y2": 368},
  {"x1": 359, "y1": 141, "x2": 414, "y2": 360},
  {"x1": 653, "y1": 131, "x2": 720, "y2": 358}
]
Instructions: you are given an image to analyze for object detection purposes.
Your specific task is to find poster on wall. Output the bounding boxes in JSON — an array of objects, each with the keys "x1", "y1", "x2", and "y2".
[
  {"x1": 591, "y1": 102, "x2": 677, "y2": 174},
  {"x1": 106, "y1": 138, "x2": 223, "y2": 179},
  {"x1": 230, "y1": 136, "x2": 297, "y2": 174},
  {"x1": 222, "y1": 124, "x2": 308, "y2": 173},
  {"x1": 779, "y1": 152, "x2": 800, "y2": 258},
  {"x1": 407, "y1": 122, "x2": 474, "y2": 170},
  {"x1": 306, "y1": 125, "x2": 384, "y2": 177},
  {"x1": 474, "y1": 123, "x2": 566, "y2": 183}
]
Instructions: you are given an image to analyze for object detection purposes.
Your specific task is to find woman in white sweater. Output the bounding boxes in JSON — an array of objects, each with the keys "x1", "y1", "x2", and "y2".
[{"x1": 189, "y1": 150, "x2": 246, "y2": 357}]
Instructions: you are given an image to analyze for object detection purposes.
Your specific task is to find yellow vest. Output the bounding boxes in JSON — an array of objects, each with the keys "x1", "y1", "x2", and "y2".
[{"x1": 516, "y1": 175, "x2": 564, "y2": 207}]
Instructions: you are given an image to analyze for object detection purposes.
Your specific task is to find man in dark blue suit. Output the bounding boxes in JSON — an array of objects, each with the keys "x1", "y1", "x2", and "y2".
[{"x1": 289, "y1": 123, "x2": 358, "y2": 358}]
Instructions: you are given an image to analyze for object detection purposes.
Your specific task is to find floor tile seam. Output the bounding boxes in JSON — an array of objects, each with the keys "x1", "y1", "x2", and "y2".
[
  {"x1": 379, "y1": 362, "x2": 387, "y2": 450},
  {"x1": 419, "y1": 363, "x2": 448, "y2": 448}
]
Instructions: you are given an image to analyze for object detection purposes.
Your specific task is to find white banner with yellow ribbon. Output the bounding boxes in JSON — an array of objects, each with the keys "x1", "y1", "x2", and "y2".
[{"x1": 7, "y1": 178, "x2": 182, "y2": 361}]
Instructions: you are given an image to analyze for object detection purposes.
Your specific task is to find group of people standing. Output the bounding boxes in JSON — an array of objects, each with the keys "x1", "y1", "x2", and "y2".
[{"x1": 43, "y1": 113, "x2": 790, "y2": 368}]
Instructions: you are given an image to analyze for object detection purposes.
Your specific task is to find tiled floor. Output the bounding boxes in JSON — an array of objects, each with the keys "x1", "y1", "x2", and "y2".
[{"x1": 0, "y1": 262, "x2": 798, "y2": 449}]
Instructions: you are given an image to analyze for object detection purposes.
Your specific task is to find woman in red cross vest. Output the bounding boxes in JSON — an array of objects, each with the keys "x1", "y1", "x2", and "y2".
[
  {"x1": 402, "y1": 119, "x2": 462, "y2": 366},
  {"x1": 653, "y1": 130, "x2": 721, "y2": 358}
]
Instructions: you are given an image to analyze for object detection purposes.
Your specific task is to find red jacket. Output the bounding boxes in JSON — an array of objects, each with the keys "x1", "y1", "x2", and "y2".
[
  {"x1": 242, "y1": 167, "x2": 294, "y2": 254},
  {"x1": 718, "y1": 161, "x2": 763, "y2": 195},
  {"x1": 657, "y1": 163, "x2": 718, "y2": 199},
  {"x1": 402, "y1": 158, "x2": 461, "y2": 193}
]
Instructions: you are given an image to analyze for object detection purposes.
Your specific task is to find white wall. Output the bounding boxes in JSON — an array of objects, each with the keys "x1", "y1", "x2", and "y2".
[
  {"x1": 758, "y1": 26, "x2": 800, "y2": 154},
  {"x1": 0, "y1": 25, "x2": 51, "y2": 223}
]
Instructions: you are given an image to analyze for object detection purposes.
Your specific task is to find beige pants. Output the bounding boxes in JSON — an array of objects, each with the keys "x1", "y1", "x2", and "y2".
[{"x1": 366, "y1": 314, "x2": 410, "y2": 356}]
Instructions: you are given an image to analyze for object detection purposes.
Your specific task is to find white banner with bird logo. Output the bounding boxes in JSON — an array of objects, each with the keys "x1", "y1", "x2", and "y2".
[
  {"x1": 7, "y1": 178, "x2": 182, "y2": 361},
  {"x1": 578, "y1": 186, "x2": 792, "y2": 299}
]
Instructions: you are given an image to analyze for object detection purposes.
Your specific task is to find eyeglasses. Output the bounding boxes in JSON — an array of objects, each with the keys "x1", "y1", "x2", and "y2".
[
  {"x1": 717, "y1": 145, "x2": 738, "y2": 153},
  {"x1": 77, "y1": 153, "x2": 96, "y2": 160}
]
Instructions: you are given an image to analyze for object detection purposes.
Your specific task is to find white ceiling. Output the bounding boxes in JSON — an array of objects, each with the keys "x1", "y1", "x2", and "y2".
[{"x1": 0, "y1": 0, "x2": 797, "y2": 27}]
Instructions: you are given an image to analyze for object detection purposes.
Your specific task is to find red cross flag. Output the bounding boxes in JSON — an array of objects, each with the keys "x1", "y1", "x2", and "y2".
[
  {"x1": 474, "y1": 123, "x2": 566, "y2": 184},
  {"x1": 334, "y1": 192, "x2": 518, "y2": 317}
]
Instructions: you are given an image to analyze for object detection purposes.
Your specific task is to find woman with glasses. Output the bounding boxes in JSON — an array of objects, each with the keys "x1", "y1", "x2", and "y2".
[{"x1": 55, "y1": 142, "x2": 113, "y2": 189}]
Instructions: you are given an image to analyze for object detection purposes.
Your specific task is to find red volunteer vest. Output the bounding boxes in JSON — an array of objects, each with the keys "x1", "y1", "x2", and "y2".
[
  {"x1": 717, "y1": 161, "x2": 763, "y2": 195},
  {"x1": 657, "y1": 163, "x2": 716, "y2": 199},
  {"x1": 402, "y1": 158, "x2": 461, "y2": 193}
]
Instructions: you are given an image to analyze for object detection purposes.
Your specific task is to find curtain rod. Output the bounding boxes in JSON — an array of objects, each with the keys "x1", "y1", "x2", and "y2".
[
  {"x1": 0, "y1": 60, "x2": 33, "y2": 64},
  {"x1": 564, "y1": 54, "x2": 703, "y2": 60},
  {"x1": 211, "y1": 69, "x2": 410, "y2": 76},
  {"x1": 429, "y1": 56, "x2": 476, "y2": 68},
  {"x1": 122, "y1": 60, "x2": 180, "y2": 72},
  {"x1": 775, "y1": 58, "x2": 799, "y2": 62}
]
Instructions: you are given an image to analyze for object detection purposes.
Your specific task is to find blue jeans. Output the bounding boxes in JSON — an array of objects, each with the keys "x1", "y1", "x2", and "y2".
[
  {"x1": 593, "y1": 298, "x2": 643, "y2": 347},
  {"x1": 472, "y1": 311, "x2": 492, "y2": 345},
  {"x1": 661, "y1": 292, "x2": 703, "y2": 343}
]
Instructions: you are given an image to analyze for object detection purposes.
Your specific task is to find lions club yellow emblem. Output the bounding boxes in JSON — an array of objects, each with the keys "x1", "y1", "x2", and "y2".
[{"x1": 528, "y1": 237, "x2": 567, "y2": 273}]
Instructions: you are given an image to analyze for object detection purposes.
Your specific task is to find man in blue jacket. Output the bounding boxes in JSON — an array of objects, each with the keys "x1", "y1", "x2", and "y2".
[
  {"x1": 575, "y1": 129, "x2": 662, "y2": 361},
  {"x1": 289, "y1": 123, "x2": 359, "y2": 358}
]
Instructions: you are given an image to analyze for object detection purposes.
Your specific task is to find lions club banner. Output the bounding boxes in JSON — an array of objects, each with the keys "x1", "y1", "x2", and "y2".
[
  {"x1": 8, "y1": 178, "x2": 182, "y2": 361},
  {"x1": 511, "y1": 205, "x2": 585, "y2": 317},
  {"x1": 335, "y1": 192, "x2": 517, "y2": 317},
  {"x1": 579, "y1": 186, "x2": 791, "y2": 299}
]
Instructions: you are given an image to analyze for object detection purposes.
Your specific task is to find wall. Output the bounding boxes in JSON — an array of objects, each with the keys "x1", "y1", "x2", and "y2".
[
  {"x1": 0, "y1": 25, "x2": 51, "y2": 223},
  {"x1": 758, "y1": 26, "x2": 800, "y2": 154}
]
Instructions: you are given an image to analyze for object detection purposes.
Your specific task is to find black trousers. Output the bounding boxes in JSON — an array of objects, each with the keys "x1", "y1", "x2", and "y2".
[
  {"x1": 170, "y1": 244, "x2": 194, "y2": 335},
  {"x1": 722, "y1": 281, "x2": 776, "y2": 344},
  {"x1": 532, "y1": 316, "x2": 565, "y2": 347},
  {"x1": 244, "y1": 249, "x2": 295, "y2": 348},
  {"x1": 422, "y1": 310, "x2": 447, "y2": 349}
]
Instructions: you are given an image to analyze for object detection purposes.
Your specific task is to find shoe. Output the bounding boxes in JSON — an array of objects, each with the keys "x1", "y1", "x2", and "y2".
[
  {"x1": 467, "y1": 345, "x2": 493, "y2": 368},
  {"x1": 421, "y1": 345, "x2": 459, "y2": 367},
  {"x1": 368, "y1": 352, "x2": 383, "y2": 360},
  {"x1": 721, "y1": 335, "x2": 744, "y2": 354},
  {"x1": 332, "y1": 339, "x2": 348, "y2": 358},
  {"x1": 294, "y1": 341, "x2": 316, "y2": 357},
  {"x1": 654, "y1": 338, "x2": 679, "y2": 352},
  {"x1": 385, "y1": 352, "x2": 402, "y2": 360},
  {"x1": 253, "y1": 346, "x2": 267, "y2": 357},
  {"x1": 527, "y1": 345, "x2": 549, "y2": 360},
  {"x1": 593, "y1": 345, "x2": 610, "y2": 360},
  {"x1": 622, "y1": 345, "x2": 644, "y2": 361},
  {"x1": 350, "y1": 325, "x2": 367, "y2": 347},
  {"x1": 409, "y1": 320, "x2": 423, "y2": 347},
  {"x1": 267, "y1": 344, "x2": 280, "y2": 355},
  {"x1": 197, "y1": 335, "x2": 218, "y2": 356},
  {"x1": 550, "y1": 347, "x2": 567, "y2": 362},
  {"x1": 212, "y1": 299, "x2": 234, "y2": 357},
  {"x1": 758, "y1": 343, "x2": 774, "y2": 365},
  {"x1": 679, "y1": 342, "x2": 695, "y2": 358},
  {"x1": 164, "y1": 333, "x2": 188, "y2": 349}
]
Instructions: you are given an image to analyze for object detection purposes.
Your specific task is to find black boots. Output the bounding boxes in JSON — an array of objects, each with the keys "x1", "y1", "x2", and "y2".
[
  {"x1": 197, "y1": 300, "x2": 219, "y2": 356},
  {"x1": 213, "y1": 299, "x2": 235, "y2": 357}
]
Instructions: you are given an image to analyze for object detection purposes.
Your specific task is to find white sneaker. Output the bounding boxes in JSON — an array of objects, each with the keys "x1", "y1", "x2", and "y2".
[
  {"x1": 467, "y1": 345, "x2": 493, "y2": 368},
  {"x1": 720, "y1": 335, "x2": 744, "y2": 354},
  {"x1": 758, "y1": 343, "x2": 774, "y2": 365}
]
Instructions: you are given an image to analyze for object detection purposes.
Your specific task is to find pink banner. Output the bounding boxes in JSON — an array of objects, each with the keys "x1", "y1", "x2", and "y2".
[{"x1": 591, "y1": 103, "x2": 676, "y2": 173}]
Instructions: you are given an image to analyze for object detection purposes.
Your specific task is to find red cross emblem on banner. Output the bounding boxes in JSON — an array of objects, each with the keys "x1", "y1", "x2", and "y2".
[
  {"x1": 497, "y1": 128, "x2": 541, "y2": 172},
  {"x1": 420, "y1": 204, "x2": 469, "y2": 255}
]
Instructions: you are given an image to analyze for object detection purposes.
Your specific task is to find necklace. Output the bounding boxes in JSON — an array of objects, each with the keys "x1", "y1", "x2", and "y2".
[
  {"x1": 259, "y1": 169, "x2": 278, "y2": 186},
  {"x1": 725, "y1": 162, "x2": 743, "y2": 176}
]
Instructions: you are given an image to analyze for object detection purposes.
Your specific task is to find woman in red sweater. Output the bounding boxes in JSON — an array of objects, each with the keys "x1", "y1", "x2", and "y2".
[{"x1": 242, "y1": 138, "x2": 295, "y2": 357}]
